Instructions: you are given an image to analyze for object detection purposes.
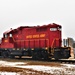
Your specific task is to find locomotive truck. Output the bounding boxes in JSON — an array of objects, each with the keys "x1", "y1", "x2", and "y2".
[{"x1": 0, "y1": 23, "x2": 71, "y2": 59}]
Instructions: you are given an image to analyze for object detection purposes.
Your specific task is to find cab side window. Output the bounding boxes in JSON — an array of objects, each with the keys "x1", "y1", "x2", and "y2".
[
  {"x1": 9, "y1": 34, "x2": 12, "y2": 37},
  {"x1": 4, "y1": 34, "x2": 8, "y2": 38}
]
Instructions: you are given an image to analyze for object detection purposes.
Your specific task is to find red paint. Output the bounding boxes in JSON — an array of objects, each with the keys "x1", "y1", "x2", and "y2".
[{"x1": 0, "y1": 23, "x2": 62, "y2": 49}]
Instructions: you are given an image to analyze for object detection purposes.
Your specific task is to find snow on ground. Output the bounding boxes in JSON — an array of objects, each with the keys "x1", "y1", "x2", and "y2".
[
  {"x1": 62, "y1": 64, "x2": 75, "y2": 68},
  {"x1": 0, "y1": 60, "x2": 26, "y2": 67},
  {"x1": 0, "y1": 60, "x2": 75, "y2": 75},
  {"x1": 16, "y1": 65, "x2": 63, "y2": 74},
  {"x1": 16, "y1": 65, "x2": 75, "y2": 75},
  {"x1": 0, "y1": 72, "x2": 19, "y2": 75}
]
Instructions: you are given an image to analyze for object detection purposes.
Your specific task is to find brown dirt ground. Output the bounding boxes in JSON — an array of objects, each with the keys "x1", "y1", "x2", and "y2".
[{"x1": 0, "y1": 67, "x2": 53, "y2": 75}]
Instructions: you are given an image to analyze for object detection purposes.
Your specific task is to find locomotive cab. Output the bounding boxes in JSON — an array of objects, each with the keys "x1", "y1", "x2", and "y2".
[
  {"x1": 48, "y1": 24, "x2": 70, "y2": 59},
  {"x1": 0, "y1": 32, "x2": 14, "y2": 49},
  {"x1": 49, "y1": 25, "x2": 61, "y2": 48}
]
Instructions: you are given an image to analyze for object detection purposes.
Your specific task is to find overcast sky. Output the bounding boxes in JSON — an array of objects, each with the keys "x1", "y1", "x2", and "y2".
[{"x1": 0, "y1": 0, "x2": 75, "y2": 39}]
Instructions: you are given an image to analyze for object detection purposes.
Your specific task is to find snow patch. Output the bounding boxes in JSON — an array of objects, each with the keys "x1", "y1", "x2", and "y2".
[
  {"x1": 0, "y1": 60, "x2": 26, "y2": 67},
  {"x1": 62, "y1": 64, "x2": 75, "y2": 68},
  {"x1": 16, "y1": 65, "x2": 63, "y2": 74},
  {"x1": 0, "y1": 72, "x2": 20, "y2": 75}
]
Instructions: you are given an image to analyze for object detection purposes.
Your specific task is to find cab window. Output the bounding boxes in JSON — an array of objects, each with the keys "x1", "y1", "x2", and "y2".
[
  {"x1": 50, "y1": 28, "x2": 57, "y2": 31},
  {"x1": 9, "y1": 34, "x2": 12, "y2": 37},
  {"x1": 4, "y1": 34, "x2": 8, "y2": 38}
]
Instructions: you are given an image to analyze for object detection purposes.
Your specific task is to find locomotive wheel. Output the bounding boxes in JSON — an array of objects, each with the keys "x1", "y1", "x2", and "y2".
[
  {"x1": 9, "y1": 55, "x2": 15, "y2": 59},
  {"x1": 32, "y1": 51, "x2": 41, "y2": 60},
  {"x1": 41, "y1": 51, "x2": 48, "y2": 60},
  {"x1": 35, "y1": 52, "x2": 41, "y2": 60},
  {"x1": 19, "y1": 56, "x2": 22, "y2": 59},
  {"x1": 1, "y1": 51, "x2": 9, "y2": 58}
]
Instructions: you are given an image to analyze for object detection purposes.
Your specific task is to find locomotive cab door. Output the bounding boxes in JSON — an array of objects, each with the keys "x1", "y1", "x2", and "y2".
[{"x1": 49, "y1": 27, "x2": 61, "y2": 48}]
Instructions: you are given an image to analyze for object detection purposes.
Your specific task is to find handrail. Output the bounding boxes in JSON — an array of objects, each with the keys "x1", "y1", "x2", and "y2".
[{"x1": 51, "y1": 38, "x2": 59, "y2": 48}]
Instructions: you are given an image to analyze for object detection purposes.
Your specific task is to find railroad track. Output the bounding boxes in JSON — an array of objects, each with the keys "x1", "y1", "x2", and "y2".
[
  {"x1": 15, "y1": 57, "x2": 75, "y2": 64},
  {"x1": 0, "y1": 56, "x2": 75, "y2": 64}
]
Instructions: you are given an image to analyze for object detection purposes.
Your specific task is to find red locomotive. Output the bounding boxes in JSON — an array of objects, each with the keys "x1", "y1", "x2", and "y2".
[{"x1": 0, "y1": 23, "x2": 71, "y2": 59}]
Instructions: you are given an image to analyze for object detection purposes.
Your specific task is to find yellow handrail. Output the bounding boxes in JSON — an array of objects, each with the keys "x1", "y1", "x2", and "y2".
[{"x1": 51, "y1": 38, "x2": 59, "y2": 48}]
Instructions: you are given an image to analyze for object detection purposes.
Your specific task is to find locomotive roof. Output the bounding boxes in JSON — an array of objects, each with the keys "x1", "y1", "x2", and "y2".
[
  {"x1": 36, "y1": 23, "x2": 61, "y2": 28},
  {"x1": 3, "y1": 23, "x2": 61, "y2": 34},
  {"x1": 3, "y1": 26, "x2": 31, "y2": 34}
]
